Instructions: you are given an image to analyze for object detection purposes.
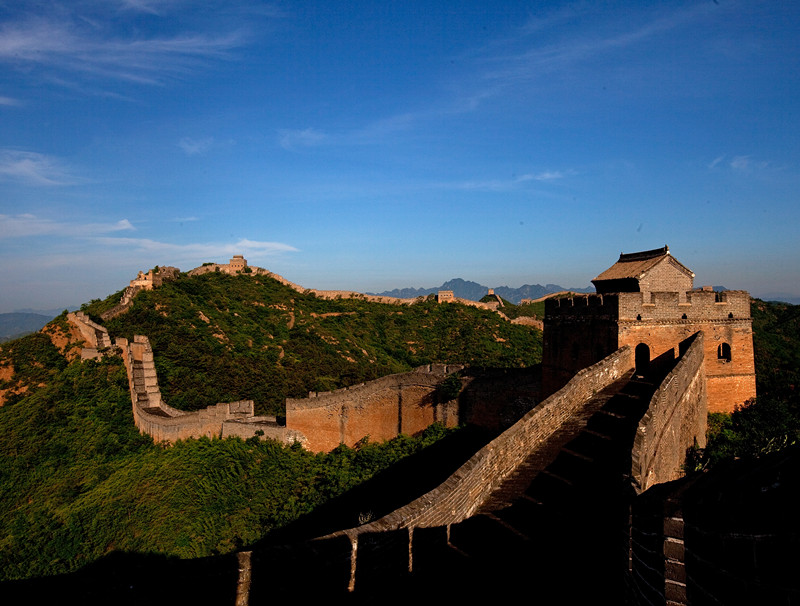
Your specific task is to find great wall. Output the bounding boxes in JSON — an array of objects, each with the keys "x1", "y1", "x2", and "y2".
[{"x1": 44, "y1": 247, "x2": 797, "y2": 605}]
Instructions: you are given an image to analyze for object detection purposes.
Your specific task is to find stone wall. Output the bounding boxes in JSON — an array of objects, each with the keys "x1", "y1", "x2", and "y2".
[
  {"x1": 101, "y1": 266, "x2": 179, "y2": 321},
  {"x1": 67, "y1": 312, "x2": 113, "y2": 360},
  {"x1": 117, "y1": 335, "x2": 294, "y2": 445},
  {"x1": 630, "y1": 332, "x2": 708, "y2": 494},
  {"x1": 285, "y1": 364, "x2": 464, "y2": 452},
  {"x1": 118, "y1": 334, "x2": 473, "y2": 451}
]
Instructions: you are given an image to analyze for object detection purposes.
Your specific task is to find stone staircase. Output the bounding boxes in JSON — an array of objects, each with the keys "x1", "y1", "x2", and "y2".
[{"x1": 381, "y1": 372, "x2": 662, "y2": 603}]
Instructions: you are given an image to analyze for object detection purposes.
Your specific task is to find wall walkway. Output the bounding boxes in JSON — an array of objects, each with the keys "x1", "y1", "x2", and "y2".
[{"x1": 245, "y1": 336, "x2": 710, "y2": 601}]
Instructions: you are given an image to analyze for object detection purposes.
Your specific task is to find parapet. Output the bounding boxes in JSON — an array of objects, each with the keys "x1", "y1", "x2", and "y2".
[
  {"x1": 286, "y1": 364, "x2": 464, "y2": 411},
  {"x1": 617, "y1": 289, "x2": 751, "y2": 322},
  {"x1": 545, "y1": 290, "x2": 751, "y2": 323}
]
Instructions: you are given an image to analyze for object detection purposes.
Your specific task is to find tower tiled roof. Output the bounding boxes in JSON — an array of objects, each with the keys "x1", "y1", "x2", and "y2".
[{"x1": 592, "y1": 245, "x2": 694, "y2": 283}]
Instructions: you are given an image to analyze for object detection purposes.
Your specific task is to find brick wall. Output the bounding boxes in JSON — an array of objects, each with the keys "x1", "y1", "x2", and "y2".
[
  {"x1": 630, "y1": 332, "x2": 708, "y2": 494},
  {"x1": 285, "y1": 365, "x2": 465, "y2": 452},
  {"x1": 637, "y1": 258, "x2": 693, "y2": 296}
]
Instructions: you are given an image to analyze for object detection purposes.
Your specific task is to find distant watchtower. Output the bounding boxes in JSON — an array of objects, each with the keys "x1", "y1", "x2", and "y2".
[
  {"x1": 229, "y1": 255, "x2": 247, "y2": 272},
  {"x1": 543, "y1": 246, "x2": 756, "y2": 413}
]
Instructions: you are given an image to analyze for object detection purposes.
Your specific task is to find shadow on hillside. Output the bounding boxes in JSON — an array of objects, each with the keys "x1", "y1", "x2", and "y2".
[{"x1": 0, "y1": 396, "x2": 508, "y2": 605}]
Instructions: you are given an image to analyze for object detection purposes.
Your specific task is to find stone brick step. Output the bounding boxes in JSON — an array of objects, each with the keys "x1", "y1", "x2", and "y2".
[
  {"x1": 545, "y1": 448, "x2": 600, "y2": 485},
  {"x1": 447, "y1": 513, "x2": 530, "y2": 557},
  {"x1": 568, "y1": 427, "x2": 614, "y2": 459},
  {"x1": 488, "y1": 497, "x2": 546, "y2": 539},
  {"x1": 585, "y1": 407, "x2": 639, "y2": 442},
  {"x1": 524, "y1": 468, "x2": 577, "y2": 505},
  {"x1": 618, "y1": 378, "x2": 657, "y2": 399}
]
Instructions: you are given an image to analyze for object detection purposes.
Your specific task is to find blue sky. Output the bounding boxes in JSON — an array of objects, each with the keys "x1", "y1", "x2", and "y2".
[{"x1": 1, "y1": 0, "x2": 799, "y2": 312}]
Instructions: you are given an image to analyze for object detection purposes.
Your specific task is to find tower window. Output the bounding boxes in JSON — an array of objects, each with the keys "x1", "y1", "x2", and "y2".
[
  {"x1": 717, "y1": 343, "x2": 732, "y2": 363},
  {"x1": 635, "y1": 343, "x2": 650, "y2": 376}
]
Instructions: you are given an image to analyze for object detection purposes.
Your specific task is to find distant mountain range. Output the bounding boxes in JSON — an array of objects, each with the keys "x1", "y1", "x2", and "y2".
[
  {"x1": 370, "y1": 278, "x2": 594, "y2": 304},
  {"x1": 0, "y1": 312, "x2": 55, "y2": 343}
]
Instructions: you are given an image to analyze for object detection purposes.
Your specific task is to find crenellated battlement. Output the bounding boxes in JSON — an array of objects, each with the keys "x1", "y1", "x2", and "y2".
[{"x1": 545, "y1": 289, "x2": 751, "y2": 323}]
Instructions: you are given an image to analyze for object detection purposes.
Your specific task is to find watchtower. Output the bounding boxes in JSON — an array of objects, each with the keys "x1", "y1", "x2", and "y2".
[
  {"x1": 543, "y1": 246, "x2": 756, "y2": 413},
  {"x1": 229, "y1": 255, "x2": 247, "y2": 272}
]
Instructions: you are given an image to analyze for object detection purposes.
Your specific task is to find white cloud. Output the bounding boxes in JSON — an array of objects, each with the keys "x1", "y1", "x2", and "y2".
[
  {"x1": 278, "y1": 128, "x2": 328, "y2": 151},
  {"x1": 730, "y1": 155, "x2": 750, "y2": 170},
  {"x1": 0, "y1": 214, "x2": 134, "y2": 238},
  {"x1": 179, "y1": 137, "x2": 214, "y2": 155},
  {"x1": 0, "y1": 96, "x2": 20, "y2": 106},
  {"x1": 0, "y1": 149, "x2": 77, "y2": 186},
  {"x1": 525, "y1": 171, "x2": 566, "y2": 182}
]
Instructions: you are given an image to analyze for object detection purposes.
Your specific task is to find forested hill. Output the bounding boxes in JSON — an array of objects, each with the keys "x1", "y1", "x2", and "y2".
[
  {"x1": 83, "y1": 271, "x2": 543, "y2": 415},
  {"x1": 751, "y1": 298, "x2": 800, "y2": 398}
]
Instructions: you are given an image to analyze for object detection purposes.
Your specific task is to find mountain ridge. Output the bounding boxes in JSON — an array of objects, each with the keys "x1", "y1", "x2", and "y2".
[
  {"x1": 369, "y1": 278, "x2": 593, "y2": 304},
  {"x1": 0, "y1": 312, "x2": 55, "y2": 343}
]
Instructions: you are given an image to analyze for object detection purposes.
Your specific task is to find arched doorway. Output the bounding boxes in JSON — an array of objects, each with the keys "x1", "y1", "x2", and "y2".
[{"x1": 635, "y1": 343, "x2": 650, "y2": 377}]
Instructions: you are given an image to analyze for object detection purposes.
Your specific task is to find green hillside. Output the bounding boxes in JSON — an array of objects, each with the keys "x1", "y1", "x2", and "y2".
[
  {"x1": 0, "y1": 270, "x2": 543, "y2": 582},
  {"x1": 87, "y1": 272, "x2": 542, "y2": 415}
]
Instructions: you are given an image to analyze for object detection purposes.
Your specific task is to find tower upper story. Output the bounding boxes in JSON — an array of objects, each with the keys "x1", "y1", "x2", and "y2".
[{"x1": 592, "y1": 245, "x2": 694, "y2": 297}]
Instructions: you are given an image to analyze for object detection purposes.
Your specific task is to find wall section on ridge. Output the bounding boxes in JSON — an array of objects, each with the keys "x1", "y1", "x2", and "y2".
[
  {"x1": 285, "y1": 364, "x2": 464, "y2": 452},
  {"x1": 118, "y1": 335, "x2": 294, "y2": 445}
]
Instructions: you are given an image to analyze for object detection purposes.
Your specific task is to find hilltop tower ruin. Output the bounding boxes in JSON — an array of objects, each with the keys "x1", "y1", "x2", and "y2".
[{"x1": 543, "y1": 246, "x2": 756, "y2": 413}]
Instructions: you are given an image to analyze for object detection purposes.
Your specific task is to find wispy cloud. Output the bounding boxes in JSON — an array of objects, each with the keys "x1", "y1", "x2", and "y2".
[
  {"x1": 486, "y1": 7, "x2": 709, "y2": 84},
  {"x1": 92, "y1": 236, "x2": 298, "y2": 258},
  {"x1": 709, "y1": 154, "x2": 771, "y2": 173},
  {"x1": 0, "y1": 214, "x2": 134, "y2": 238},
  {"x1": 179, "y1": 137, "x2": 215, "y2": 155},
  {"x1": 446, "y1": 170, "x2": 571, "y2": 191},
  {"x1": 730, "y1": 155, "x2": 770, "y2": 172},
  {"x1": 0, "y1": 11, "x2": 246, "y2": 88},
  {"x1": 0, "y1": 95, "x2": 20, "y2": 106},
  {"x1": 115, "y1": 0, "x2": 184, "y2": 15},
  {"x1": 0, "y1": 149, "x2": 79, "y2": 186}
]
